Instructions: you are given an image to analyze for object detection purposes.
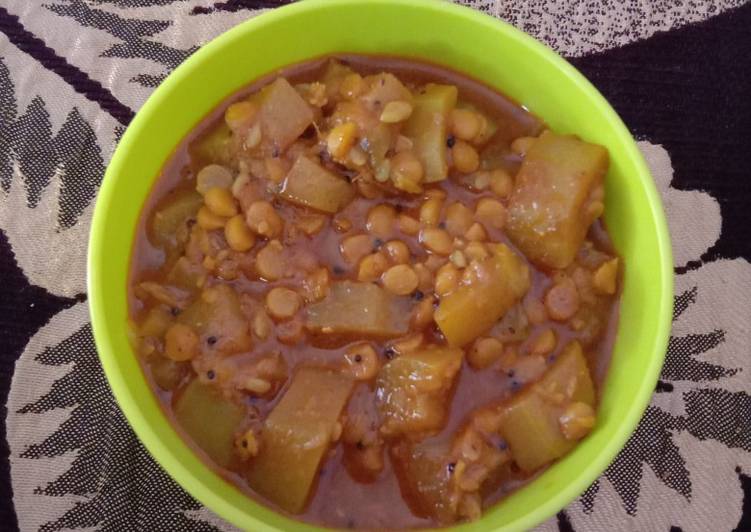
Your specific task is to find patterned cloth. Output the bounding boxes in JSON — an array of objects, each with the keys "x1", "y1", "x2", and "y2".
[{"x1": 2, "y1": 1, "x2": 750, "y2": 531}]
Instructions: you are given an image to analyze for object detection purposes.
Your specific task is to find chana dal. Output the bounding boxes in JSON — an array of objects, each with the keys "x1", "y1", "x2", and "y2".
[{"x1": 129, "y1": 56, "x2": 620, "y2": 529}]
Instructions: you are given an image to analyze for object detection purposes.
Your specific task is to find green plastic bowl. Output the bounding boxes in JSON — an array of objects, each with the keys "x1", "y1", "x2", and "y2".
[{"x1": 88, "y1": 0, "x2": 673, "y2": 530}]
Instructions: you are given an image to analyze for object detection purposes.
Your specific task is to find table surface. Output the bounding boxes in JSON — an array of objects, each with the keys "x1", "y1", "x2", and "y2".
[{"x1": 1, "y1": 1, "x2": 750, "y2": 531}]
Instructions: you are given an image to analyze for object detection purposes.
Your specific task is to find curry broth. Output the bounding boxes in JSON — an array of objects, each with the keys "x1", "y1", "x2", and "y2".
[{"x1": 128, "y1": 55, "x2": 620, "y2": 529}]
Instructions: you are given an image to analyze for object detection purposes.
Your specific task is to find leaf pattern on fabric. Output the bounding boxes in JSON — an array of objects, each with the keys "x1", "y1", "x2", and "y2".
[
  {"x1": 683, "y1": 389, "x2": 751, "y2": 452},
  {"x1": 16, "y1": 323, "x2": 218, "y2": 532},
  {"x1": 46, "y1": 0, "x2": 197, "y2": 87},
  {"x1": 0, "y1": 58, "x2": 105, "y2": 298},
  {"x1": 665, "y1": 331, "x2": 736, "y2": 383},
  {"x1": 54, "y1": 108, "x2": 106, "y2": 228},
  {"x1": 0, "y1": 57, "x2": 105, "y2": 228},
  {"x1": 12, "y1": 97, "x2": 56, "y2": 208},
  {"x1": 673, "y1": 287, "x2": 697, "y2": 321}
]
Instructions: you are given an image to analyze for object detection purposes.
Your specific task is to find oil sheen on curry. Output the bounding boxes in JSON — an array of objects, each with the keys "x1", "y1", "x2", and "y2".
[{"x1": 129, "y1": 55, "x2": 620, "y2": 529}]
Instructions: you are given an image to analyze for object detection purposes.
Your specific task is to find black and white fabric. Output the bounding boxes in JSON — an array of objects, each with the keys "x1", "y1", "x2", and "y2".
[{"x1": 1, "y1": 1, "x2": 750, "y2": 531}]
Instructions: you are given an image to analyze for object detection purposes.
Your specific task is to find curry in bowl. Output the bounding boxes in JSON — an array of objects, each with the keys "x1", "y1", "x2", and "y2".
[{"x1": 129, "y1": 55, "x2": 619, "y2": 529}]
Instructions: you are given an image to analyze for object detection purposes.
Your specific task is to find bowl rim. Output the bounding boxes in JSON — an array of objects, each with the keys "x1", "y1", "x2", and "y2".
[{"x1": 88, "y1": 0, "x2": 673, "y2": 530}]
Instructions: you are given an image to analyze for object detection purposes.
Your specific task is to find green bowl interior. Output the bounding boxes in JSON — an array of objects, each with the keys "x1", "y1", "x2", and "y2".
[{"x1": 88, "y1": 1, "x2": 673, "y2": 530}]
